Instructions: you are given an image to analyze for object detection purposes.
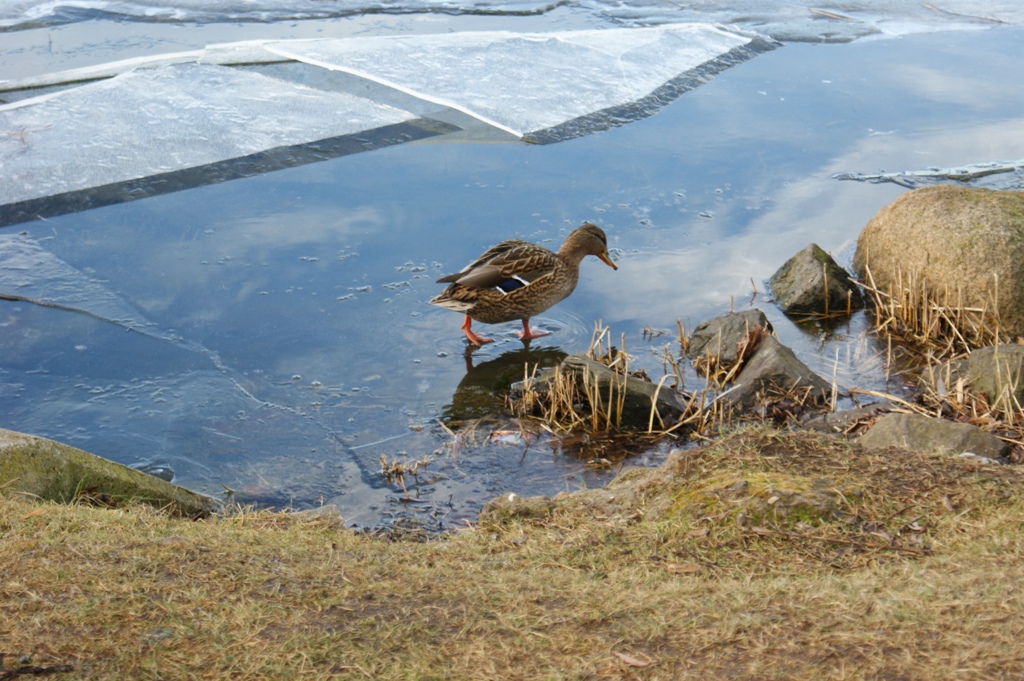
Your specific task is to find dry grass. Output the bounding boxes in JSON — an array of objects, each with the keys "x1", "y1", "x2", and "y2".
[
  {"x1": 379, "y1": 453, "x2": 435, "y2": 499},
  {"x1": 510, "y1": 323, "x2": 733, "y2": 442},
  {"x1": 509, "y1": 318, "x2": 828, "y2": 444},
  {"x1": 509, "y1": 322, "x2": 627, "y2": 432},
  {"x1": 3, "y1": 426, "x2": 1024, "y2": 679},
  {"x1": 914, "y1": 358, "x2": 1024, "y2": 459},
  {"x1": 855, "y1": 262, "x2": 1024, "y2": 455},
  {"x1": 859, "y1": 263, "x2": 1007, "y2": 361},
  {"x1": 513, "y1": 359, "x2": 625, "y2": 433},
  {"x1": 690, "y1": 325, "x2": 769, "y2": 389}
]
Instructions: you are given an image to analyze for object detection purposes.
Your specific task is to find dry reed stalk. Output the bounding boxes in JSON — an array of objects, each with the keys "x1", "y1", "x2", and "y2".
[
  {"x1": 689, "y1": 324, "x2": 767, "y2": 389},
  {"x1": 823, "y1": 262, "x2": 830, "y2": 317},
  {"x1": 648, "y1": 375, "x2": 673, "y2": 433},
  {"x1": 858, "y1": 263, "x2": 1006, "y2": 359},
  {"x1": 676, "y1": 319, "x2": 689, "y2": 355},
  {"x1": 509, "y1": 320, "x2": 735, "y2": 438},
  {"x1": 830, "y1": 347, "x2": 840, "y2": 411},
  {"x1": 661, "y1": 345, "x2": 686, "y2": 392},
  {"x1": 915, "y1": 348, "x2": 1024, "y2": 448}
]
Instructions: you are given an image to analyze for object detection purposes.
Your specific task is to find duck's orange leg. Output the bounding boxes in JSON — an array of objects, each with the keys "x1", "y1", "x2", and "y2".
[
  {"x1": 517, "y1": 318, "x2": 550, "y2": 340},
  {"x1": 462, "y1": 315, "x2": 493, "y2": 345}
]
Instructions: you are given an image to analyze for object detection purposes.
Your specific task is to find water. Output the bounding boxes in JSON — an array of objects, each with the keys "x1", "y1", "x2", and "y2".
[{"x1": 2, "y1": 2, "x2": 1024, "y2": 529}]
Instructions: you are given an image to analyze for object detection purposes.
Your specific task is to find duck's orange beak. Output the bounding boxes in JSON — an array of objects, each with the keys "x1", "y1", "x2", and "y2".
[{"x1": 598, "y1": 251, "x2": 618, "y2": 270}]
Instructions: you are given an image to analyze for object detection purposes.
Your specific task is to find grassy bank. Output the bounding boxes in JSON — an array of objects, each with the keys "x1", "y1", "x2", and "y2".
[{"x1": 3, "y1": 426, "x2": 1024, "y2": 679}]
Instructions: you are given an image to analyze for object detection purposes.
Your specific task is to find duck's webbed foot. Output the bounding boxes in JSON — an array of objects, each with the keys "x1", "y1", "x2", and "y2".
[
  {"x1": 516, "y1": 319, "x2": 550, "y2": 340},
  {"x1": 462, "y1": 315, "x2": 494, "y2": 345}
]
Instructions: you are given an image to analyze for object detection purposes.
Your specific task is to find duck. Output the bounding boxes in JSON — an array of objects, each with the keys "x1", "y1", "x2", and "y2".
[{"x1": 431, "y1": 222, "x2": 617, "y2": 345}]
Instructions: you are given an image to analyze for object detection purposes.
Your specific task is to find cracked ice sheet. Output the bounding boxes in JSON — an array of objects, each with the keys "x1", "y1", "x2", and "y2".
[
  {"x1": 0, "y1": 62, "x2": 417, "y2": 206},
  {"x1": 0, "y1": 232, "x2": 153, "y2": 330},
  {"x1": 263, "y1": 24, "x2": 757, "y2": 139}
]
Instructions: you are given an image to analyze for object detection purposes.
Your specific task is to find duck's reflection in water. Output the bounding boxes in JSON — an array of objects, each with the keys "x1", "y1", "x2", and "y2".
[
  {"x1": 442, "y1": 342, "x2": 567, "y2": 424},
  {"x1": 440, "y1": 341, "x2": 678, "y2": 468}
]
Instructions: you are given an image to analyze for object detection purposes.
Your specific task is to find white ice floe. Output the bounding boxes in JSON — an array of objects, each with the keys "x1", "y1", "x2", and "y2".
[
  {"x1": 0, "y1": 62, "x2": 416, "y2": 207},
  {"x1": 262, "y1": 24, "x2": 755, "y2": 138},
  {"x1": 2, "y1": 0, "x2": 1022, "y2": 40},
  {"x1": 0, "y1": 24, "x2": 762, "y2": 217}
]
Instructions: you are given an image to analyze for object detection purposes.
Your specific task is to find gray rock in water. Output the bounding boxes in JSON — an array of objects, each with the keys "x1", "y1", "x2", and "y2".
[
  {"x1": 0, "y1": 427, "x2": 219, "y2": 516},
  {"x1": 560, "y1": 355, "x2": 688, "y2": 429},
  {"x1": 769, "y1": 243, "x2": 863, "y2": 315},
  {"x1": 512, "y1": 355, "x2": 688, "y2": 430},
  {"x1": 858, "y1": 412, "x2": 1009, "y2": 460},
  {"x1": 726, "y1": 334, "x2": 832, "y2": 409},
  {"x1": 688, "y1": 308, "x2": 771, "y2": 365}
]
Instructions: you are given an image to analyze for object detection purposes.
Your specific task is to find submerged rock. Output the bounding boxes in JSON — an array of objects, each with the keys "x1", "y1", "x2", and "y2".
[
  {"x1": 769, "y1": 243, "x2": 863, "y2": 315},
  {"x1": 858, "y1": 412, "x2": 1008, "y2": 460},
  {"x1": 447, "y1": 345, "x2": 566, "y2": 422},
  {"x1": 514, "y1": 354, "x2": 688, "y2": 430},
  {"x1": 0, "y1": 427, "x2": 219, "y2": 516},
  {"x1": 853, "y1": 185, "x2": 1024, "y2": 337}
]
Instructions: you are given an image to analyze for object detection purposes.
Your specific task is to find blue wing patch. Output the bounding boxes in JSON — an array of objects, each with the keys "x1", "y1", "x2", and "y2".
[{"x1": 496, "y1": 275, "x2": 529, "y2": 294}]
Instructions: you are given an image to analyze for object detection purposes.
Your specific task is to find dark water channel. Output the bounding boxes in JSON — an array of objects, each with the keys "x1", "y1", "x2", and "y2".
[{"x1": 2, "y1": 25, "x2": 1024, "y2": 529}]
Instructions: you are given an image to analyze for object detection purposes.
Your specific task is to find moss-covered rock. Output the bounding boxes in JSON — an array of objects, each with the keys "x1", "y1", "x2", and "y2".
[
  {"x1": 670, "y1": 470, "x2": 848, "y2": 530},
  {"x1": 0, "y1": 428, "x2": 219, "y2": 517}
]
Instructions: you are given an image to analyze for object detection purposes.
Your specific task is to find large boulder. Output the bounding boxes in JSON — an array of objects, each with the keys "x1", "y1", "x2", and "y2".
[
  {"x1": 853, "y1": 186, "x2": 1024, "y2": 337},
  {"x1": 0, "y1": 428, "x2": 219, "y2": 517}
]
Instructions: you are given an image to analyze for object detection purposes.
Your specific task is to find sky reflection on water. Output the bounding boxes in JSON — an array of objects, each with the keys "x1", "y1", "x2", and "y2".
[{"x1": 2, "y1": 25, "x2": 1024, "y2": 528}]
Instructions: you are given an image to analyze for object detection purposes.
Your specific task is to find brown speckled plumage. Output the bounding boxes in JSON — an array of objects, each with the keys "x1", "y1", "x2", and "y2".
[{"x1": 431, "y1": 223, "x2": 617, "y2": 345}]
